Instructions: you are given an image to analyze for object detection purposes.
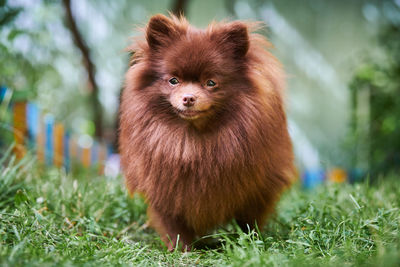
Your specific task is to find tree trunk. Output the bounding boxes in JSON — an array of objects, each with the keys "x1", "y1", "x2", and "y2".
[
  {"x1": 62, "y1": 0, "x2": 103, "y2": 139},
  {"x1": 172, "y1": 0, "x2": 189, "y2": 16}
]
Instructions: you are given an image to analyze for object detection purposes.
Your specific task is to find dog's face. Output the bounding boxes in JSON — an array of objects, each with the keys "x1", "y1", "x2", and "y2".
[{"x1": 145, "y1": 15, "x2": 250, "y2": 122}]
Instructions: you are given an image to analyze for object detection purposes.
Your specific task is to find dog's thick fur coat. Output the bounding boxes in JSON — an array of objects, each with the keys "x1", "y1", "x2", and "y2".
[{"x1": 119, "y1": 14, "x2": 295, "y2": 251}]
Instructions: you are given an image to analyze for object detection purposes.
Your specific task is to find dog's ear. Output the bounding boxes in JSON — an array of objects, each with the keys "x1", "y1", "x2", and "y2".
[
  {"x1": 216, "y1": 22, "x2": 249, "y2": 58},
  {"x1": 146, "y1": 14, "x2": 183, "y2": 51}
]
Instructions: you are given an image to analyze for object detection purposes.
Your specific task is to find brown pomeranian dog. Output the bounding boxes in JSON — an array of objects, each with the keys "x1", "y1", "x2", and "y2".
[{"x1": 119, "y1": 14, "x2": 295, "y2": 251}]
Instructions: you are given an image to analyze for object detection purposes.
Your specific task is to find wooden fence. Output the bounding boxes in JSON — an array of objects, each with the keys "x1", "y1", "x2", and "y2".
[{"x1": 1, "y1": 86, "x2": 363, "y2": 187}]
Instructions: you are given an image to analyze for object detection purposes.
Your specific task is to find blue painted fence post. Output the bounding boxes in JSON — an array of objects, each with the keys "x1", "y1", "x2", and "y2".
[
  {"x1": 44, "y1": 114, "x2": 54, "y2": 166},
  {"x1": 26, "y1": 102, "x2": 39, "y2": 149},
  {"x1": 302, "y1": 169, "x2": 325, "y2": 189}
]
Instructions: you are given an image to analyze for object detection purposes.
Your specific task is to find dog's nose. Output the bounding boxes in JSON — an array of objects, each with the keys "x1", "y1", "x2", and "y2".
[{"x1": 182, "y1": 94, "x2": 196, "y2": 107}]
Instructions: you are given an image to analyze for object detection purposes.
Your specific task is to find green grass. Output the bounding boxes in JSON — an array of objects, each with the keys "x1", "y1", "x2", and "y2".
[{"x1": 0, "y1": 150, "x2": 399, "y2": 266}]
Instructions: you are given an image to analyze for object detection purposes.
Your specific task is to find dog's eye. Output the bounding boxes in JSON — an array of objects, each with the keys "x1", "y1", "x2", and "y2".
[
  {"x1": 206, "y1": 80, "x2": 216, "y2": 87},
  {"x1": 169, "y1": 77, "x2": 179, "y2": 85}
]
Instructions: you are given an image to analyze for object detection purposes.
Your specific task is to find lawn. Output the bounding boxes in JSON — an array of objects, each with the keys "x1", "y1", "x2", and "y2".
[{"x1": 0, "y1": 150, "x2": 399, "y2": 266}]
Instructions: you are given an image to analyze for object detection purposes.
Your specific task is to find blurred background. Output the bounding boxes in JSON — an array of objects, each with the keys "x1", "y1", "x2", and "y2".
[{"x1": 1, "y1": 0, "x2": 400, "y2": 178}]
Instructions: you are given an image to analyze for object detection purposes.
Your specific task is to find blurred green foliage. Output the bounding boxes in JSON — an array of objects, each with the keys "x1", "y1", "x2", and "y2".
[
  {"x1": 0, "y1": 0, "x2": 21, "y2": 147},
  {"x1": 0, "y1": 0, "x2": 21, "y2": 25},
  {"x1": 350, "y1": 3, "x2": 400, "y2": 176},
  {"x1": 0, "y1": 0, "x2": 61, "y2": 97},
  {"x1": 0, "y1": 0, "x2": 65, "y2": 148}
]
